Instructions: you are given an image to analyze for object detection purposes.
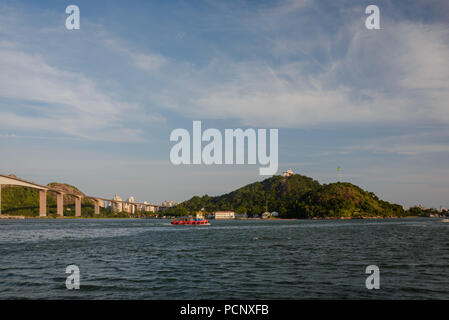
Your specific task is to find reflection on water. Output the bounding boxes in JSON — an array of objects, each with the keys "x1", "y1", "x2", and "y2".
[{"x1": 0, "y1": 218, "x2": 448, "y2": 299}]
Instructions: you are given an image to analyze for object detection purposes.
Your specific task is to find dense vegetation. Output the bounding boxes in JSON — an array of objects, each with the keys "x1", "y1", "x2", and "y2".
[
  {"x1": 165, "y1": 174, "x2": 410, "y2": 218},
  {"x1": 406, "y1": 206, "x2": 446, "y2": 217},
  {"x1": 1, "y1": 186, "x2": 49, "y2": 217},
  {"x1": 166, "y1": 174, "x2": 320, "y2": 217},
  {"x1": 285, "y1": 182, "x2": 405, "y2": 218}
]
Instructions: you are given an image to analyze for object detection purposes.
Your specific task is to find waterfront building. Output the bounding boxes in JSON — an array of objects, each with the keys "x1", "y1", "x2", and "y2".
[
  {"x1": 126, "y1": 196, "x2": 136, "y2": 214},
  {"x1": 214, "y1": 211, "x2": 235, "y2": 220},
  {"x1": 112, "y1": 195, "x2": 122, "y2": 212},
  {"x1": 140, "y1": 201, "x2": 156, "y2": 213},
  {"x1": 162, "y1": 200, "x2": 179, "y2": 207}
]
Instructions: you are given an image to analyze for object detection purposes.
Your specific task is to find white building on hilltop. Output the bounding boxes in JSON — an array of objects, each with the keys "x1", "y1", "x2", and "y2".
[{"x1": 282, "y1": 168, "x2": 294, "y2": 177}]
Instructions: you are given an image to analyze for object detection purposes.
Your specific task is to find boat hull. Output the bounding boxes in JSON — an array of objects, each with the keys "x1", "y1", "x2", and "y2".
[{"x1": 171, "y1": 220, "x2": 210, "y2": 226}]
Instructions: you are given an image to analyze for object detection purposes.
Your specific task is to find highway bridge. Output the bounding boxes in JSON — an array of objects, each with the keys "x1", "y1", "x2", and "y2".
[{"x1": 0, "y1": 174, "x2": 166, "y2": 217}]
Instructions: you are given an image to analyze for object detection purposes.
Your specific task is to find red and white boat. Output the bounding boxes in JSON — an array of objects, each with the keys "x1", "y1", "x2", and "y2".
[{"x1": 171, "y1": 212, "x2": 210, "y2": 226}]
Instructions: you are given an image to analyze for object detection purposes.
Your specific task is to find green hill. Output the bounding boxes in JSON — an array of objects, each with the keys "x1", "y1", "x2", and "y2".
[
  {"x1": 289, "y1": 182, "x2": 405, "y2": 218},
  {"x1": 165, "y1": 174, "x2": 406, "y2": 218}
]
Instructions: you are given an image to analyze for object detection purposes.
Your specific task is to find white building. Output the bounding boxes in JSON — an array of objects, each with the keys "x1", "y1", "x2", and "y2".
[
  {"x1": 141, "y1": 201, "x2": 156, "y2": 213},
  {"x1": 162, "y1": 200, "x2": 179, "y2": 207},
  {"x1": 282, "y1": 169, "x2": 294, "y2": 177},
  {"x1": 112, "y1": 195, "x2": 122, "y2": 212},
  {"x1": 214, "y1": 211, "x2": 235, "y2": 220},
  {"x1": 126, "y1": 196, "x2": 136, "y2": 214}
]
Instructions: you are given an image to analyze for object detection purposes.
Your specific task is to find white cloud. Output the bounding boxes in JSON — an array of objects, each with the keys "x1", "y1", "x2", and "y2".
[
  {"x1": 342, "y1": 128, "x2": 449, "y2": 156},
  {"x1": 130, "y1": 53, "x2": 167, "y2": 71},
  {"x1": 348, "y1": 143, "x2": 449, "y2": 156},
  {"x1": 151, "y1": 19, "x2": 449, "y2": 128},
  {"x1": 2, "y1": 1, "x2": 449, "y2": 139},
  {"x1": 103, "y1": 38, "x2": 168, "y2": 72},
  {"x1": 0, "y1": 43, "x2": 144, "y2": 141}
]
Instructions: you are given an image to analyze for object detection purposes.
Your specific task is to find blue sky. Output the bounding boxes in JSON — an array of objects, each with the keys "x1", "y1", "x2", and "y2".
[{"x1": 0, "y1": 0, "x2": 448, "y2": 208}]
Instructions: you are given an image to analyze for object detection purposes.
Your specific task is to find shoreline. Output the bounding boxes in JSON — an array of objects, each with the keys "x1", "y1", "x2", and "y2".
[{"x1": 0, "y1": 215, "x2": 434, "y2": 220}]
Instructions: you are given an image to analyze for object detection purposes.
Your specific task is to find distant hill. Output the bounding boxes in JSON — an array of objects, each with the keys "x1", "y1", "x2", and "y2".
[
  {"x1": 47, "y1": 182, "x2": 84, "y2": 197},
  {"x1": 289, "y1": 182, "x2": 405, "y2": 218},
  {"x1": 165, "y1": 174, "x2": 406, "y2": 218}
]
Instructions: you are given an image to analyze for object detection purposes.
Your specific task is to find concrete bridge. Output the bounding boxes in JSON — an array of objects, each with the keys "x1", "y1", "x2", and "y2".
[{"x1": 0, "y1": 174, "x2": 166, "y2": 217}]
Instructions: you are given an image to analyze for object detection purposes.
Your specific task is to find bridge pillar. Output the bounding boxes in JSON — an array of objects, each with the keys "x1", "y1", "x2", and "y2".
[
  {"x1": 39, "y1": 190, "x2": 47, "y2": 217},
  {"x1": 94, "y1": 200, "x2": 100, "y2": 215},
  {"x1": 0, "y1": 184, "x2": 2, "y2": 215},
  {"x1": 75, "y1": 196, "x2": 81, "y2": 217},
  {"x1": 56, "y1": 193, "x2": 64, "y2": 217}
]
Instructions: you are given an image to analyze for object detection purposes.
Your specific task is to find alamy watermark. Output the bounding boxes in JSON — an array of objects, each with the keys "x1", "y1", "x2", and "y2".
[
  {"x1": 65, "y1": 5, "x2": 80, "y2": 30},
  {"x1": 169, "y1": 121, "x2": 278, "y2": 175},
  {"x1": 365, "y1": 5, "x2": 380, "y2": 30},
  {"x1": 365, "y1": 265, "x2": 380, "y2": 289},
  {"x1": 66, "y1": 264, "x2": 80, "y2": 289}
]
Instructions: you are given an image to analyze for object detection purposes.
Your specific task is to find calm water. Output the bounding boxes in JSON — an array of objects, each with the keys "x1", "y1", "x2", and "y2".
[{"x1": 0, "y1": 218, "x2": 448, "y2": 299}]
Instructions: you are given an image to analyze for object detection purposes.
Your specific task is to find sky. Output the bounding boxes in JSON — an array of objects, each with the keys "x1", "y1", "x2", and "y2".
[{"x1": 0, "y1": 0, "x2": 448, "y2": 208}]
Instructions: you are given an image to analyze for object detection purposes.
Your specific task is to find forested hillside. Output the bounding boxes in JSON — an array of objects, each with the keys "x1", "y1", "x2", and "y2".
[{"x1": 165, "y1": 174, "x2": 406, "y2": 218}]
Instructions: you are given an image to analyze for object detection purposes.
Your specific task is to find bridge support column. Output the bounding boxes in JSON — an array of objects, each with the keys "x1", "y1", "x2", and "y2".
[
  {"x1": 94, "y1": 200, "x2": 100, "y2": 215},
  {"x1": 0, "y1": 184, "x2": 2, "y2": 215},
  {"x1": 75, "y1": 196, "x2": 81, "y2": 217},
  {"x1": 56, "y1": 193, "x2": 64, "y2": 217},
  {"x1": 39, "y1": 190, "x2": 47, "y2": 217}
]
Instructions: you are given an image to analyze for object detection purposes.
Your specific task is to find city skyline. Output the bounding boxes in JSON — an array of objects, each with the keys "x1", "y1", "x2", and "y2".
[{"x1": 0, "y1": 0, "x2": 448, "y2": 208}]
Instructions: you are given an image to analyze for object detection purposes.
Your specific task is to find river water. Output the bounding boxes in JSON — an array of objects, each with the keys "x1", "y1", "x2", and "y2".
[{"x1": 0, "y1": 218, "x2": 448, "y2": 299}]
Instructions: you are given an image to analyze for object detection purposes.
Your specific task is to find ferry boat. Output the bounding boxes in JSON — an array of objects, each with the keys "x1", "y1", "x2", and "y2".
[{"x1": 171, "y1": 212, "x2": 210, "y2": 226}]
